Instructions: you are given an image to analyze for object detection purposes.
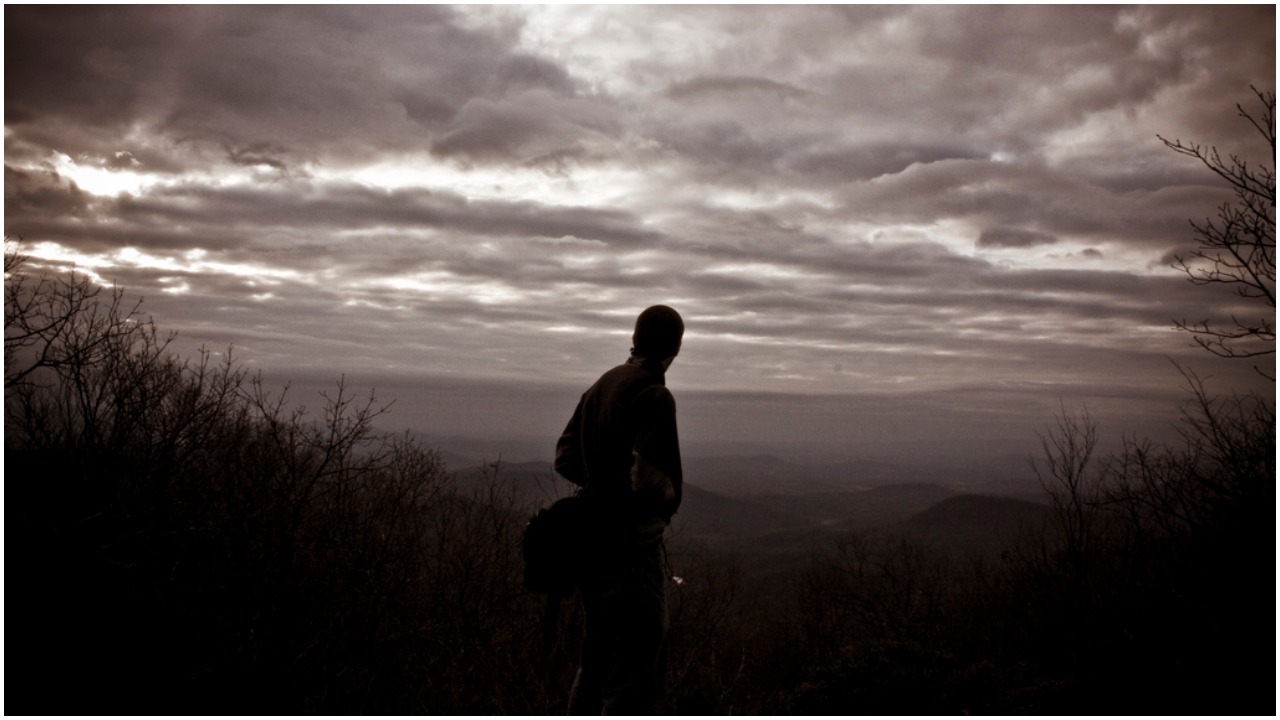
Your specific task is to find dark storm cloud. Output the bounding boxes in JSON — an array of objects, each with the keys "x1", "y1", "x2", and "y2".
[
  {"x1": 4, "y1": 164, "x2": 93, "y2": 218},
  {"x1": 167, "y1": 7, "x2": 614, "y2": 168},
  {"x1": 4, "y1": 6, "x2": 187, "y2": 131},
  {"x1": 4, "y1": 5, "x2": 614, "y2": 174}
]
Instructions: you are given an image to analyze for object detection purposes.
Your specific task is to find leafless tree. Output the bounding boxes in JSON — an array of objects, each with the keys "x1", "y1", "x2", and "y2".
[
  {"x1": 1159, "y1": 88, "x2": 1276, "y2": 378},
  {"x1": 4, "y1": 236, "x2": 151, "y2": 390},
  {"x1": 1031, "y1": 405, "x2": 1101, "y2": 580}
]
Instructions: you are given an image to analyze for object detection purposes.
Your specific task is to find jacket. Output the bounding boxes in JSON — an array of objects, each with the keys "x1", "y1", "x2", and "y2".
[{"x1": 554, "y1": 355, "x2": 683, "y2": 544}]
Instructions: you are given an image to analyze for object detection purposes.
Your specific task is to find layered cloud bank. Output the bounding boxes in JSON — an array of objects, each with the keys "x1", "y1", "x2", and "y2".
[{"x1": 5, "y1": 6, "x2": 1274, "y2": 454}]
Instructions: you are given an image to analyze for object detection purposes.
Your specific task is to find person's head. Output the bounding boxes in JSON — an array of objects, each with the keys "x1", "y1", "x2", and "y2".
[{"x1": 632, "y1": 305, "x2": 684, "y2": 364}]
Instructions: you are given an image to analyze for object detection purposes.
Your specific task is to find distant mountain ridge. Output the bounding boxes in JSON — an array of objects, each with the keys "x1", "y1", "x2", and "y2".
[
  {"x1": 751, "y1": 483, "x2": 957, "y2": 529},
  {"x1": 443, "y1": 448, "x2": 1054, "y2": 571},
  {"x1": 426, "y1": 431, "x2": 1043, "y2": 500},
  {"x1": 889, "y1": 493, "x2": 1052, "y2": 558},
  {"x1": 671, "y1": 482, "x2": 809, "y2": 541},
  {"x1": 681, "y1": 453, "x2": 905, "y2": 497}
]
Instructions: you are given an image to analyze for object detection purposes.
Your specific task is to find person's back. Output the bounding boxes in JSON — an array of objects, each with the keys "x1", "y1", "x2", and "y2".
[
  {"x1": 554, "y1": 305, "x2": 684, "y2": 714},
  {"x1": 556, "y1": 357, "x2": 681, "y2": 540}
]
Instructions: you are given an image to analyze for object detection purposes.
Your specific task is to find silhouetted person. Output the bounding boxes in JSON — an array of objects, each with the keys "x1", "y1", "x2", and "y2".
[{"x1": 555, "y1": 305, "x2": 685, "y2": 715}]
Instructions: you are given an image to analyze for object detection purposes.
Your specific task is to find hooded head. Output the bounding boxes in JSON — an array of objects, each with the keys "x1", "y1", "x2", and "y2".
[{"x1": 632, "y1": 305, "x2": 684, "y2": 361}]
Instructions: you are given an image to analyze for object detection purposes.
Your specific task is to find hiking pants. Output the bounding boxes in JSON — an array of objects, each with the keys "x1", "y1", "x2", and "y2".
[{"x1": 568, "y1": 544, "x2": 668, "y2": 715}]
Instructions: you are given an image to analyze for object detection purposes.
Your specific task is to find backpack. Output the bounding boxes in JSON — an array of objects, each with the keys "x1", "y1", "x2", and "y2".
[
  {"x1": 522, "y1": 494, "x2": 592, "y2": 595},
  {"x1": 522, "y1": 494, "x2": 598, "y2": 658}
]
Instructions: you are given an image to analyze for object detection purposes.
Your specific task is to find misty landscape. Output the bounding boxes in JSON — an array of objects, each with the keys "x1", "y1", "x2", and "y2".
[{"x1": 5, "y1": 5, "x2": 1275, "y2": 716}]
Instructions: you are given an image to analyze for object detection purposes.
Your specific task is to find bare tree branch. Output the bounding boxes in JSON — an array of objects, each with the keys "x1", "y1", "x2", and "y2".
[{"x1": 1159, "y1": 87, "x2": 1276, "y2": 378}]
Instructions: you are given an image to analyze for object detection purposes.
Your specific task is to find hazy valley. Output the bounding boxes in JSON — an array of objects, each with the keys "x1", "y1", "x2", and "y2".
[{"x1": 445, "y1": 442, "x2": 1056, "y2": 596}]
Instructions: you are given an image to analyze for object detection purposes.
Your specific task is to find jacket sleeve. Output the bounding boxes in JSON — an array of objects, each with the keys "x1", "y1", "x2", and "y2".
[
  {"x1": 554, "y1": 397, "x2": 586, "y2": 486},
  {"x1": 630, "y1": 385, "x2": 682, "y2": 521}
]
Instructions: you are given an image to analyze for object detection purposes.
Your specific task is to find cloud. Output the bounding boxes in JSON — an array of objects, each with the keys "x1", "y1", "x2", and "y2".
[
  {"x1": 4, "y1": 5, "x2": 1273, "y2": 458},
  {"x1": 430, "y1": 91, "x2": 620, "y2": 165},
  {"x1": 665, "y1": 75, "x2": 808, "y2": 102},
  {"x1": 222, "y1": 141, "x2": 293, "y2": 173},
  {"x1": 4, "y1": 7, "x2": 184, "y2": 130},
  {"x1": 4, "y1": 164, "x2": 93, "y2": 218},
  {"x1": 783, "y1": 143, "x2": 984, "y2": 183},
  {"x1": 977, "y1": 226, "x2": 1059, "y2": 249},
  {"x1": 4, "y1": 6, "x2": 615, "y2": 176}
]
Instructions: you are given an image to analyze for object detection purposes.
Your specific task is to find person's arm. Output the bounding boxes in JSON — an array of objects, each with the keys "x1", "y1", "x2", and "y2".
[
  {"x1": 631, "y1": 386, "x2": 682, "y2": 521},
  {"x1": 554, "y1": 398, "x2": 587, "y2": 487}
]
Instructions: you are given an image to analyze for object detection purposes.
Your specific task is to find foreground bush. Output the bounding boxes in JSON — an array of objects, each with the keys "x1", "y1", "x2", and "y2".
[{"x1": 5, "y1": 245, "x2": 560, "y2": 714}]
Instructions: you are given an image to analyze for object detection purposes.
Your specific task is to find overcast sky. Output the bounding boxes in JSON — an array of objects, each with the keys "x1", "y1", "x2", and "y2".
[{"x1": 5, "y1": 5, "x2": 1275, "y2": 464}]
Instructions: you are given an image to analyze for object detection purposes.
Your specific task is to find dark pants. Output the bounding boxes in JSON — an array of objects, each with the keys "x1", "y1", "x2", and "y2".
[{"x1": 568, "y1": 544, "x2": 668, "y2": 715}]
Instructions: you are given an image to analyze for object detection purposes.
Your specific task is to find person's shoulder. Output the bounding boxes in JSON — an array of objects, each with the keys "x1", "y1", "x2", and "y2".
[
  {"x1": 636, "y1": 382, "x2": 676, "y2": 411},
  {"x1": 594, "y1": 362, "x2": 637, "y2": 385},
  {"x1": 586, "y1": 360, "x2": 629, "y2": 381}
]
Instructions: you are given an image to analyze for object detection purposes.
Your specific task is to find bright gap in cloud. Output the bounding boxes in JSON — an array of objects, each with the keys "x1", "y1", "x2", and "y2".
[
  {"x1": 982, "y1": 240, "x2": 1163, "y2": 275},
  {"x1": 39, "y1": 153, "x2": 282, "y2": 198},
  {"x1": 17, "y1": 241, "x2": 113, "y2": 286},
  {"x1": 21, "y1": 241, "x2": 113, "y2": 270},
  {"x1": 117, "y1": 247, "x2": 305, "y2": 283},
  {"x1": 702, "y1": 261, "x2": 829, "y2": 282},
  {"x1": 46, "y1": 152, "x2": 154, "y2": 196},
  {"x1": 159, "y1": 278, "x2": 192, "y2": 295},
  {"x1": 707, "y1": 186, "x2": 840, "y2": 213},
  {"x1": 18, "y1": 242, "x2": 307, "y2": 287},
  {"x1": 370, "y1": 272, "x2": 527, "y2": 306},
  {"x1": 329, "y1": 158, "x2": 651, "y2": 209}
]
